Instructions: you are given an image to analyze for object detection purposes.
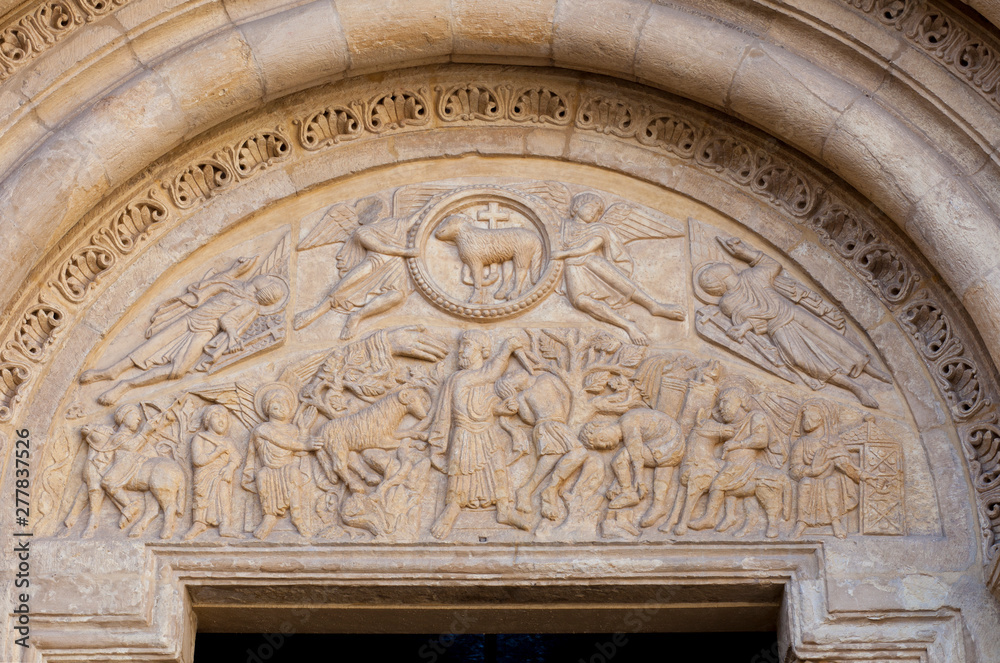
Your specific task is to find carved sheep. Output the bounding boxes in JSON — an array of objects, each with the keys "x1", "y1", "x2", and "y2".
[{"x1": 434, "y1": 213, "x2": 543, "y2": 303}]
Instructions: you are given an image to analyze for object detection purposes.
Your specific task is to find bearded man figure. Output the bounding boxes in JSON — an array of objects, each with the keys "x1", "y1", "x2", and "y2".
[{"x1": 429, "y1": 331, "x2": 531, "y2": 539}]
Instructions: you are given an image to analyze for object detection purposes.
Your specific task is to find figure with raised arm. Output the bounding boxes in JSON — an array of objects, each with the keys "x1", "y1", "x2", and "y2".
[
  {"x1": 552, "y1": 192, "x2": 685, "y2": 345},
  {"x1": 697, "y1": 236, "x2": 891, "y2": 407},
  {"x1": 428, "y1": 332, "x2": 532, "y2": 538}
]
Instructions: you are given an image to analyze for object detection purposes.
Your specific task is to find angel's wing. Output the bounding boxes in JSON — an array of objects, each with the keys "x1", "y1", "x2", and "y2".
[
  {"x1": 279, "y1": 350, "x2": 330, "y2": 390},
  {"x1": 754, "y1": 391, "x2": 801, "y2": 438},
  {"x1": 252, "y1": 233, "x2": 290, "y2": 276},
  {"x1": 392, "y1": 184, "x2": 456, "y2": 218},
  {"x1": 190, "y1": 382, "x2": 261, "y2": 430},
  {"x1": 600, "y1": 203, "x2": 684, "y2": 243},
  {"x1": 518, "y1": 182, "x2": 572, "y2": 212},
  {"x1": 689, "y1": 217, "x2": 728, "y2": 267},
  {"x1": 298, "y1": 203, "x2": 359, "y2": 251}
]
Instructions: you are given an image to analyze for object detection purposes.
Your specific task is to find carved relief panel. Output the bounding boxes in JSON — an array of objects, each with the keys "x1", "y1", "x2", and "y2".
[{"x1": 34, "y1": 177, "x2": 931, "y2": 547}]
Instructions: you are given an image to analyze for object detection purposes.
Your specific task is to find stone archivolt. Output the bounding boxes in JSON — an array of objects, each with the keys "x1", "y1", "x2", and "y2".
[
  {"x1": 0, "y1": 0, "x2": 130, "y2": 83},
  {"x1": 7, "y1": 69, "x2": 998, "y2": 568}
]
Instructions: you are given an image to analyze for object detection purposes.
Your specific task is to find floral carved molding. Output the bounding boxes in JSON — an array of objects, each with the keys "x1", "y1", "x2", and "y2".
[
  {"x1": 3, "y1": 70, "x2": 999, "y2": 565},
  {"x1": 0, "y1": 0, "x2": 130, "y2": 82}
]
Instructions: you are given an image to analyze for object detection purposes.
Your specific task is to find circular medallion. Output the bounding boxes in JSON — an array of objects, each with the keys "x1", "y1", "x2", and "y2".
[{"x1": 407, "y1": 185, "x2": 562, "y2": 319}]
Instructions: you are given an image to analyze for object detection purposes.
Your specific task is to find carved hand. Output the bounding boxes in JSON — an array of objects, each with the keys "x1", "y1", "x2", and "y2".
[
  {"x1": 726, "y1": 323, "x2": 750, "y2": 342},
  {"x1": 387, "y1": 325, "x2": 449, "y2": 362},
  {"x1": 505, "y1": 336, "x2": 525, "y2": 352},
  {"x1": 227, "y1": 334, "x2": 244, "y2": 353}
]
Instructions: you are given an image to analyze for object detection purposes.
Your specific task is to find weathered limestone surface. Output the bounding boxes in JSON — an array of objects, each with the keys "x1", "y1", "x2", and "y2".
[{"x1": 0, "y1": 2, "x2": 999, "y2": 663}]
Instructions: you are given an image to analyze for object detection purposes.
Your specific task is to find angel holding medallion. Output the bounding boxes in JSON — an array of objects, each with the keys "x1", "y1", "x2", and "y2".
[
  {"x1": 293, "y1": 196, "x2": 420, "y2": 339},
  {"x1": 694, "y1": 235, "x2": 892, "y2": 408},
  {"x1": 551, "y1": 191, "x2": 686, "y2": 345}
]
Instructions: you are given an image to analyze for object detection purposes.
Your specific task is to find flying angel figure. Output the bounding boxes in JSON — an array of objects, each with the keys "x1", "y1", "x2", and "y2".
[
  {"x1": 550, "y1": 191, "x2": 687, "y2": 345},
  {"x1": 294, "y1": 186, "x2": 454, "y2": 339}
]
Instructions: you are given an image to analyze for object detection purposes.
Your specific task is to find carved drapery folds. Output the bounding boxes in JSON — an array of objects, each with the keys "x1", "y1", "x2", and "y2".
[
  {"x1": 34, "y1": 181, "x2": 916, "y2": 549},
  {"x1": 1, "y1": 71, "x2": 994, "y2": 564}
]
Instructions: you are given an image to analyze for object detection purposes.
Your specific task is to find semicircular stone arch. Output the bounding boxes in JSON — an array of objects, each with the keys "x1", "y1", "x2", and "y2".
[
  {"x1": 4, "y1": 1, "x2": 1000, "y2": 660},
  {"x1": 3, "y1": 62, "x2": 999, "y2": 662}
]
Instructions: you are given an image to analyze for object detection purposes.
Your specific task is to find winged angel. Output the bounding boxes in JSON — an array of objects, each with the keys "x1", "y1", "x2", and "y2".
[
  {"x1": 80, "y1": 237, "x2": 290, "y2": 406},
  {"x1": 548, "y1": 190, "x2": 686, "y2": 345},
  {"x1": 296, "y1": 184, "x2": 471, "y2": 337},
  {"x1": 693, "y1": 233, "x2": 892, "y2": 408}
]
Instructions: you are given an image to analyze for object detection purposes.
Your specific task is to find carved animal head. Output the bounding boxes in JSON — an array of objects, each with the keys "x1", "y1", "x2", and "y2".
[
  {"x1": 80, "y1": 423, "x2": 114, "y2": 448},
  {"x1": 397, "y1": 386, "x2": 432, "y2": 419},
  {"x1": 434, "y1": 213, "x2": 471, "y2": 242}
]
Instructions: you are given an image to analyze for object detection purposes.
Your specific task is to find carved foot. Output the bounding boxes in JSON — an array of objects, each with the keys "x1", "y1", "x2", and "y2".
[
  {"x1": 650, "y1": 302, "x2": 686, "y2": 321},
  {"x1": 792, "y1": 521, "x2": 808, "y2": 538},
  {"x1": 79, "y1": 368, "x2": 111, "y2": 384},
  {"x1": 430, "y1": 503, "x2": 460, "y2": 539},
  {"x1": 717, "y1": 514, "x2": 741, "y2": 533},
  {"x1": 687, "y1": 515, "x2": 716, "y2": 532},
  {"x1": 253, "y1": 515, "x2": 278, "y2": 540},
  {"x1": 764, "y1": 522, "x2": 780, "y2": 539},
  {"x1": 340, "y1": 313, "x2": 362, "y2": 340},
  {"x1": 540, "y1": 489, "x2": 562, "y2": 521},
  {"x1": 98, "y1": 383, "x2": 129, "y2": 406},
  {"x1": 625, "y1": 324, "x2": 649, "y2": 346},
  {"x1": 498, "y1": 509, "x2": 531, "y2": 531},
  {"x1": 609, "y1": 490, "x2": 640, "y2": 509},
  {"x1": 183, "y1": 521, "x2": 209, "y2": 541},
  {"x1": 640, "y1": 505, "x2": 669, "y2": 528}
]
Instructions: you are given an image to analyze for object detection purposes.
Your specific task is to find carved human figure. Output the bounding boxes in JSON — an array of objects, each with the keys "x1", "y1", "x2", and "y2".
[
  {"x1": 294, "y1": 197, "x2": 419, "y2": 338},
  {"x1": 688, "y1": 385, "x2": 791, "y2": 538},
  {"x1": 789, "y1": 400, "x2": 862, "y2": 539},
  {"x1": 697, "y1": 237, "x2": 891, "y2": 407},
  {"x1": 183, "y1": 405, "x2": 242, "y2": 541},
  {"x1": 495, "y1": 371, "x2": 584, "y2": 516},
  {"x1": 80, "y1": 257, "x2": 288, "y2": 405},
  {"x1": 64, "y1": 403, "x2": 185, "y2": 539},
  {"x1": 241, "y1": 383, "x2": 321, "y2": 539},
  {"x1": 582, "y1": 408, "x2": 685, "y2": 524},
  {"x1": 97, "y1": 403, "x2": 156, "y2": 526},
  {"x1": 667, "y1": 407, "x2": 726, "y2": 535},
  {"x1": 62, "y1": 421, "x2": 117, "y2": 538},
  {"x1": 552, "y1": 192, "x2": 685, "y2": 345},
  {"x1": 428, "y1": 332, "x2": 531, "y2": 538}
]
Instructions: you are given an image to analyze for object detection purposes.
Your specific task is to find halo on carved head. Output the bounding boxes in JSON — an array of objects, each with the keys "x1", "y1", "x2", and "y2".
[
  {"x1": 250, "y1": 274, "x2": 290, "y2": 316},
  {"x1": 692, "y1": 261, "x2": 736, "y2": 305},
  {"x1": 254, "y1": 382, "x2": 297, "y2": 420}
]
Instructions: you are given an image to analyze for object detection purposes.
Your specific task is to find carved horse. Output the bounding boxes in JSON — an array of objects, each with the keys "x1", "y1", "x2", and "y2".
[{"x1": 73, "y1": 425, "x2": 186, "y2": 540}]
